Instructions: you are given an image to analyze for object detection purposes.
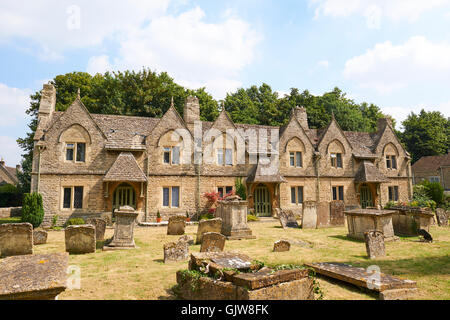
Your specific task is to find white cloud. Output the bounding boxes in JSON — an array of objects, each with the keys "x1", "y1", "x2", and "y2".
[
  {"x1": 88, "y1": 7, "x2": 262, "y2": 99},
  {"x1": 310, "y1": 0, "x2": 450, "y2": 27},
  {"x1": 0, "y1": 0, "x2": 170, "y2": 56},
  {"x1": 0, "y1": 136, "x2": 22, "y2": 166},
  {"x1": 318, "y1": 60, "x2": 329, "y2": 68},
  {"x1": 0, "y1": 83, "x2": 30, "y2": 127},
  {"x1": 343, "y1": 36, "x2": 450, "y2": 93}
]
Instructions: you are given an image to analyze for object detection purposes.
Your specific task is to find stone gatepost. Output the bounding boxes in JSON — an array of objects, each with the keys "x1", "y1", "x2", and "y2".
[
  {"x1": 215, "y1": 195, "x2": 255, "y2": 240},
  {"x1": 103, "y1": 206, "x2": 138, "y2": 250},
  {"x1": 302, "y1": 201, "x2": 317, "y2": 229}
]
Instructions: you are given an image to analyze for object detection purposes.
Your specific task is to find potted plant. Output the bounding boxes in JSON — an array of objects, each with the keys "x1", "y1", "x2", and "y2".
[
  {"x1": 186, "y1": 211, "x2": 190, "y2": 222},
  {"x1": 156, "y1": 210, "x2": 162, "y2": 223}
]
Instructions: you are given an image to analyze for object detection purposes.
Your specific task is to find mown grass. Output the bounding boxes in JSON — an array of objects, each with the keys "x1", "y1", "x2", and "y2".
[
  {"x1": 30, "y1": 222, "x2": 450, "y2": 300},
  {"x1": 0, "y1": 217, "x2": 21, "y2": 225}
]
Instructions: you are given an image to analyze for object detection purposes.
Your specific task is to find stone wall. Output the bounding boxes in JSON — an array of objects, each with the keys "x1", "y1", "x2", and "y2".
[{"x1": 0, "y1": 207, "x2": 21, "y2": 218}]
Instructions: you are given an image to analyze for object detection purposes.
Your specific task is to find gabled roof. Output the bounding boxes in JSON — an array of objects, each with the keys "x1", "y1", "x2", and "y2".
[
  {"x1": 317, "y1": 114, "x2": 353, "y2": 152},
  {"x1": 104, "y1": 152, "x2": 147, "y2": 182},
  {"x1": 0, "y1": 163, "x2": 18, "y2": 185},
  {"x1": 354, "y1": 161, "x2": 389, "y2": 183},
  {"x1": 412, "y1": 153, "x2": 450, "y2": 173}
]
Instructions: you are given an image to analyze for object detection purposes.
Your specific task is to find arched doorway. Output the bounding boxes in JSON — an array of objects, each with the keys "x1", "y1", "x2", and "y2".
[
  {"x1": 360, "y1": 184, "x2": 373, "y2": 208},
  {"x1": 113, "y1": 183, "x2": 137, "y2": 211},
  {"x1": 254, "y1": 184, "x2": 271, "y2": 217}
]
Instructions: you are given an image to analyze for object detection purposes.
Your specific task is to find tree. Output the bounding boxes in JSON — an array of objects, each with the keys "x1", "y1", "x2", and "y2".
[
  {"x1": 400, "y1": 109, "x2": 450, "y2": 163},
  {"x1": 21, "y1": 193, "x2": 45, "y2": 228}
]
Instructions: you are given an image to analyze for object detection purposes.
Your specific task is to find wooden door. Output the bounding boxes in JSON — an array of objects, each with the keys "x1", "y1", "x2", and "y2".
[{"x1": 254, "y1": 185, "x2": 271, "y2": 217}]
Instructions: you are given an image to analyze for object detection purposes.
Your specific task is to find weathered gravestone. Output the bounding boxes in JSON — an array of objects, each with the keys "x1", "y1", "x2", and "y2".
[
  {"x1": 316, "y1": 202, "x2": 330, "y2": 228},
  {"x1": 278, "y1": 210, "x2": 299, "y2": 229},
  {"x1": 364, "y1": 230, "x2": 386, "y2": 259},
  {"x1": 330, "y1": 200, "x2": 345, "y2": 226},
  {"x1": 167, "y1": 216, "x2": 186, "y2": 235},
  {"x1": 215, "y1": 196, "x2": 255, "y2": 240},
  {"x1": 103, "y1": 206, "x2": 138, "y2": 250},
  {"x1": 302, "y1": 201, "x2": 317, "y2": 229},
  {"x1": 179, "y1": 235, "x2": 194, "y2": 246},
  {"x1": 200, "y1": 232, "x2": 226, "y2": 252},
  {"x1": 0, "y1": 223, "x2": 33, "y2": 257},
  {"x1": 33, "y1": 229, "x2": 48, "y2": 245},
  {"x1": 435, "y1": 208, "x2": 448, "y2": 227},
  {"x1": 273, "y1": 240, "x2": 290, "y2": 252},
  {"x1": 196, "y1": 218, "x2": 222, "y2": 244},
  {"x1": 0, "y1": 253, "x2": 68, "y2": 300},
  {"x1": 164, "y1": 240, "x2": 189, "y2": 263},
  {"x1": 86, "y1": 218, "x2": 107, "y2": 241},
  {"x1": 65, "y1": 225, "x2": 96, "y2": 254}
]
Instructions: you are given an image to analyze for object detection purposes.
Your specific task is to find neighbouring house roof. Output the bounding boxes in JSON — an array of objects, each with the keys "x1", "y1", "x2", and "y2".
[
  {"x1": 0, "y1": 162, "x2": 19, "y2": 185},
  {"x1": 104, "y1": 152, "x2": 147, "y2": 182},
  {"x1": 354, "y1": 160, "x2": 389, "y2": 183},
  {"x1": 412, "y1": 153, "x2": 450, "y2": 173},
  {"x1": 246, "y1": 160, "x2": 286, "y2": 183}
]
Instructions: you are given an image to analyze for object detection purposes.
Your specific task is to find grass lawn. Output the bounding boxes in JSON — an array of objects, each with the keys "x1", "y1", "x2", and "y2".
[
  {"x1": 32, "y1": 221, "x2": 450, "y2": 300},
  {"x1": 0, "y1": 217, "x2": 21, "y2": 225}
]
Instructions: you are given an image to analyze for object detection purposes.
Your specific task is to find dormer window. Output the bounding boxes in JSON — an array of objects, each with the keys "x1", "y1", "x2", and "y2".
[
  {"x1": 163, "y1": 146, "x2": 180, "y2": 165},
  {"x1": 331, "y1": 153, "x2": 342, "y2": 168},
  {"x1": 289, "y1": 152, "x2": 302, "y2": 167},
  {"x1": 66, "y1": 143, "x2": 85, "y2": 162},
  {"x1": 386, "y1": 155, "x2": 397, "y2": 169}
]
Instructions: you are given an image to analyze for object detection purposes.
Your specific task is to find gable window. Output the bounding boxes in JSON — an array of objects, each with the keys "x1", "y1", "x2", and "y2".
[
  {"x1": 163, "y1": 146, "x2": 180, "y2": 165},
  {"x1": 218, "y1": 186, "x2": 233, "y2": 198},
  {"x1": 388, "y1": 186, "x2": 399, "y2": 202},
  {"x1": 386, "y1": 155, "x2": 397, "y2": 169},
  {"x1": 62, "y1": 186, "x2": 84, "y2": 209},
  {"x1": 162, "y1": 187, "x2": 180, "y2": 208},
  {"x1": 65, "y1": 143, "x2": 86, "y2": 162},
  {"x1": 331, "y1": 153, "x2": 343, "y2": 168},
  {"x1": 291, "y1": 186, "x2": 304, "y2": 205},
  {"x1": 289, "y1": 152, "x2": 302, "y2": 167},
  {"x1": 332, "y1": 186, "x2": 344, "y2": 201},
  {"x1": 217, "y1": 149, "x2": 233, "y2": 166}
]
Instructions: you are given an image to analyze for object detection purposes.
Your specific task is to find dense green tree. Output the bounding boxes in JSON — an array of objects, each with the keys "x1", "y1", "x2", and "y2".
[{"x1": 400, "y1": 110, "x2": 450, "y2": 163}]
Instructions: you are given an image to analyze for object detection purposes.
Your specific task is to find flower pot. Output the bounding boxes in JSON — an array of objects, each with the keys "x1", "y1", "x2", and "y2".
[
  {"x1": 156, "y1": 218, "x2": 162, "y2": 223},
  {"x1": 186, "y1": 218, "x2": 190, "y2": 222}
]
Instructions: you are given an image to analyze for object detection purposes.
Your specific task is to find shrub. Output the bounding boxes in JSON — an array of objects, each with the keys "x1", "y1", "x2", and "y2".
[
  {"x1": 199, "y1": 213, "x2": 215, "y2": 221},
  {"x1": 247, "y1": 214, "x2": 259, "y2": 222},
  {"x1": 425, "y1": 182, "x2": 444, "y2": 205},
  {"x1": 64, "y1": 218, "x2": 85, "y2": 227},
  {"x1": 235, "y1": 178, "x2": 247, "y2": 200},
  {"x1": 21, "y1": 193, "x2": 44, "y2": 228},
  {"x1": 0, "y1": 184, "x2": 23, "y2": 207}
]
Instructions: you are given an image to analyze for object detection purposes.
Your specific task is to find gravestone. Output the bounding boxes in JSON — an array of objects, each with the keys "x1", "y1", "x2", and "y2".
[
  {"x1": 167, "y1": 216, "x2": 186, "y2": 235},
  {"x1": 330, "y1": 200, "x2": 345, "y2": 226},
  {"x1": 278, "y1": 210, "x2": 299, "y2": 229},
  {"x1": 65, "y1": 225, "x2": 96, "y2": 254},
  {"x1": 316, "y1": 202, "x2": 330, "y2": 228},
  {"x1": 200, "y1": 232, "x2": 226, "y2": 252},
  {"x1": 273, "y1": 240, "x2": 290, "y2": 252},
  {"x1": 0, "y1": 253, "x2": 68, "y2": 300},
  {"x1": 164, "y1": 240, "x2": 189, "y2": 263},
  {"x1": 0, "y1": 223, "x2": 33, "y2": 257},
  {"x1": 435, "y1": 208, "x2": 448, "y2": 227},
  {"x1": 302, "y1": 201, "x2": 317, "y2": 229},
  {"x1": 103, "y1": 206, "x2": 138, "y2": 250},
  {"x1": 179, "y1": 235, "x2": 194, "y2": 246},
  {"x1": 196, "y1": 218, "x2": 222, "y2": 244},
  {"x1": 33, "y1": 230, "x2": 48, "y2": 245},
  {"x1": 86, "y1": 218, "x2": 107, "y2": 241},
  {"x1": 364, "y1": 230, "x2": 386, "y2": 259},
  {"x1": 215, "y1": 196, "x2": 255, "y2": 240}
]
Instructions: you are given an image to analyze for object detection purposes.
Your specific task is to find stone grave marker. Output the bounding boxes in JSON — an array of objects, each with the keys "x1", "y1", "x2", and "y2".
[
  {"x1": 0, "y1": 253, "x2": 68, "y2": 300},
  {"x1": 195, "y1": 218, "x2": 222, "y2": 244},
  {"x1": 86, "y1": 218, "x2": 107, "y2": 241},
  {"x1": 164, "y1": 240, "x2": 189, "y2": 263},
  {"x1": 167, "y1": 216, "x2": 186, "y2": 235},
  {"x1": 200, "y1": 232, "x2": 226, "y2": 252},
  {"x1": 435, "y1": 208, "x2": 448, "y2": 227},
  {"x1": 65, "y1": 225, "x2": 96, "y2": 254},
  {"x1": 103, "y1": 206, "x2": 138, "y2": 250},
  {"x1": 215, "y1": 196, "x2": 255, "y2": 240},
  {"x1": 0, "y1": 223, "x2": 33, "y2": 257},
  {"x1": 273, "y1": 240, "x2": 290, "y2": 252},
  {"x1": 178, "y1": 235, "x2": 194, "y2": 246},
  {"x1": 278, "y1": 210, "x2": 299, "y2": 229},
  {"x1": 330, "y1": 200, "x2": 345, "y2": 226},
  {"x1": 302, "y1": 201, "x2": 317, "y2": 229},
  {"x1": 364, "y1": 230, "x2": 386, "y2": 259},
  {"x1": 33, "y1": 229, "x2": 48, "y2": 245}
]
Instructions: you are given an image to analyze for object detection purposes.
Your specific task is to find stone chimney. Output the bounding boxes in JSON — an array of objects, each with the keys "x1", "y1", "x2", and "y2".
[
  {"x1": 16, "y1": 164, "x2": 21, "y2": 171},
  {"x1": 38, "y1": 83, "x2": 56, "y2": 128},
  {"x1": 293, "y1": 106, "x2": 309, "y2": 131},
  {"x1": 183, "y1": 96, "x2": 200, "y2": 125},
  {"x1": 377, "y1": 118, "x2": 392, "y2": 132},
  {"x1": 0, "y1": 159, "x2": 4, "y2": 167}
]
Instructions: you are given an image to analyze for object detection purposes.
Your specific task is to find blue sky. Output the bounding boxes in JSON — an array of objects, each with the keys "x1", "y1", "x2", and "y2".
[{"x1": 1, "y1": 0, "x2": 450, "y2": 166}]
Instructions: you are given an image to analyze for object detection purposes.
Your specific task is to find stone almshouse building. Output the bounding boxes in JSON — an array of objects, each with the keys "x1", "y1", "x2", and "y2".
[{"x1": 31, "y1": 84, "x2": 413, "y2": 225}]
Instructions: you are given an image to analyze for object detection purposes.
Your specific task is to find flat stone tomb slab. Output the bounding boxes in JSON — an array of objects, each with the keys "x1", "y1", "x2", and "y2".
[
  {"x1": 232, "y1": 268, "x2": 309, "y2": 290},
  {"x1": 190, "y1": 252, "x2": 253, "y2": 271},
  {"x1": 0, "y1": 253, "x2": 68, "y2": 300},
  {"x1": 306, "y1": 262, "x2": 417, "y2": 294}
]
